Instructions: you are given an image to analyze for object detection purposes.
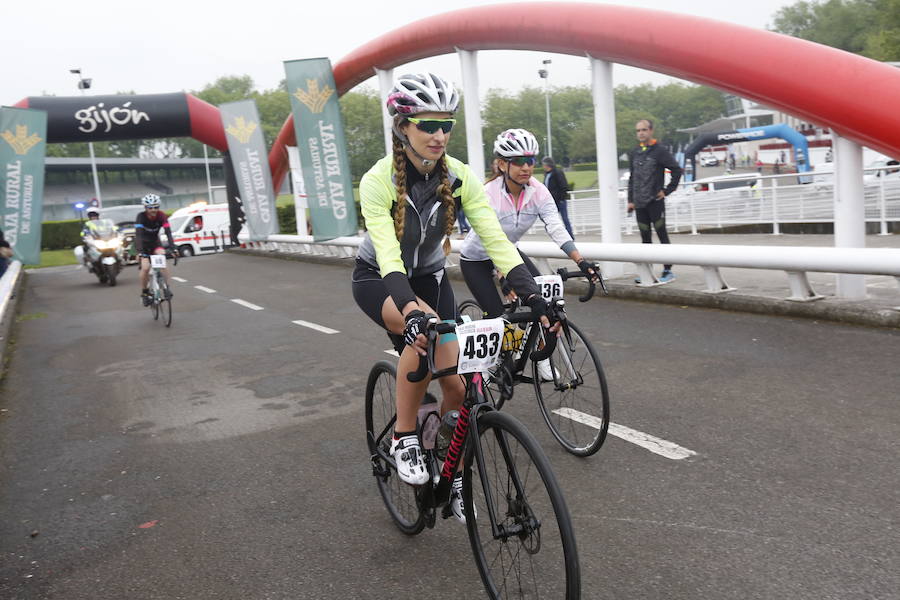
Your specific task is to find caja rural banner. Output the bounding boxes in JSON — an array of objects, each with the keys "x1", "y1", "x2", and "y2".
[
  {"x1": 284, "y1": 58, "x2": 358, "y2": 241},
  {"x1": 1, "y1": 107, "x2": 47, "y2": 265},
  {"x1": 219, "y1": 100, "x2": 278, "y2": 241}
]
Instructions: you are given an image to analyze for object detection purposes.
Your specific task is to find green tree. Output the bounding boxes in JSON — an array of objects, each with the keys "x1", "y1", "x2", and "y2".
[
  {"x1": 770, "y1": 0, "x2": 878, "y2": 53},
  {"x1": 863, "y1": 0, "x2": 900, "y2": 60},
  {"x1": 769, "y1": 0, "x2": 900, "y2": 61},
  {"x1": 338, "y1": 87, "x2": 385, "y2": 179}
]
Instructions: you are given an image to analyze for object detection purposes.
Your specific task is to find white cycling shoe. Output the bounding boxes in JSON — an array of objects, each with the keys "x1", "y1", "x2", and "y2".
[
  {"x1": 449, "y1": 473, "x2": 475, "y2": 525},
  {"x1": 537, "y1": 359, "x2": 559, "y2": 382},
  {"x1": 390, "y1": 435, "x2": 429, "y2": 486}
]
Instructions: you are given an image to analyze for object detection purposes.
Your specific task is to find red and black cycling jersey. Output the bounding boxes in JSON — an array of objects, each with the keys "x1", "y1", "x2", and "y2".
[{"x1": 134, "y1": 210, "x2": 175, "y2": 254}]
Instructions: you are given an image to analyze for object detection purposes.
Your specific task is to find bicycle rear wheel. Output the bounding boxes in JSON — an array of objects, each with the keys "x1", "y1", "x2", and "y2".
[
  {"x1": 457, "y1": 298, "x2": 485, "y2": 322},
  {"x1": 532, "y1": 320, "x2": 609, "y2": 457},
  {"x1": 464, "y1": 410, "x2": 580, "y2": 599},
  {"x1": 364, "y1": 360, "x2": 425, "y2": 535}
]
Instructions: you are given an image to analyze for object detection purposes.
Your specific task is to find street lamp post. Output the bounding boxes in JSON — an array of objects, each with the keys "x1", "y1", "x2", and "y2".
[
  {"x1": 69, "y1": 68, "x2": 103, "y2": 208},
  {"x1": 538, "y1": 59, "x2": 553, "y2": 159}
]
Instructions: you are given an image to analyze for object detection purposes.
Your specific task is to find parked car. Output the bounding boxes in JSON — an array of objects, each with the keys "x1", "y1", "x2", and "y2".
[{"x1": 698, "y1": 154, "x2": 719, "y2": 167}]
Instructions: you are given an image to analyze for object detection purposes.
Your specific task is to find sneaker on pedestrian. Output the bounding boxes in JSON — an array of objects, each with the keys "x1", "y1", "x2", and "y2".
[
  {"x1": 390, "y1": 435, "x2": 429, "y2": 485},
  {"x1": 449, "y1": 473, "x2": 475, "y2": 524},
  {"x1": 537, "y1": 359, "x2": 558, "y2": 382},
  {"x1": 659, "y1": 269, "x2": 676, "y2": 283}
]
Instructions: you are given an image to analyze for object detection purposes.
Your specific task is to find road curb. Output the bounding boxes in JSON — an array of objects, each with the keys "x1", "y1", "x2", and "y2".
[
  {"x1": 228, "y1": 248, "x2": 900, "y2": 329},
  {"x1": 0, "y1": 267, "x2": 25, "y2": 378}
]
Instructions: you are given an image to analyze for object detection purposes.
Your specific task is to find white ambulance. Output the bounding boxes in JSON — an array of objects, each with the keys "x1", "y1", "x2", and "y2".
[{"x1": 168, "y1": 203, "x2": 233, "y2": 257}]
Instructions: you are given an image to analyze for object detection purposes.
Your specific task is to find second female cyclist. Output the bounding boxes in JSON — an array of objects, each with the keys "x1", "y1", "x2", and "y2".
[
  {"x1": 459, "y1": 128, "x2": 601, "y2": 320},
  {"x1": 351, "y1": 73, "x2": 549, "y2": 522}
]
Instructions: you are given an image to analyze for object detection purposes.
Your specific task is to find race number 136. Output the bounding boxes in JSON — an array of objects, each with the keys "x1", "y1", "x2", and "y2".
[{"x1": 534, "y1": 275, "x2": 563, "y2": 299}]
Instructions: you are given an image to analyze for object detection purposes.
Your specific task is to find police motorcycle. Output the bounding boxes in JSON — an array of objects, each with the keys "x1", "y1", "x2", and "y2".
[{"x1": 74, "y1": 218, "x2": 127, "y2": 286}]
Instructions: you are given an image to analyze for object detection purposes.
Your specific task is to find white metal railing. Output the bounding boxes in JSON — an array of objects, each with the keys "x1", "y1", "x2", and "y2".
[
  {"x1": 238, "y1": 233, "x2": 900, "y2": 303},
  {"x1": 561, "y1": 168, "x2": 900, "y2": 236},
  {"x1": 0, "y1": 260, "x2": 23, "y2": 327}
]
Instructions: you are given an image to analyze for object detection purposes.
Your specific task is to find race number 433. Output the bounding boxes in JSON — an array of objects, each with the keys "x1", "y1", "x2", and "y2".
[
  {"x1": 456, "y1": 318, "x2": 505, "y2": 374},
  {"x1": 534, "y1": 275, "x2": 563, "y2": 299}
]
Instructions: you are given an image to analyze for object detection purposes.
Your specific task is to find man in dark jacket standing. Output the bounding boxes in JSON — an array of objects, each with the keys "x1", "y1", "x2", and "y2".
[
  {"x1": 627, "y1": 119, "x2": 682, "y2": 282},
  {"x1": 542, "y1": 157, "x2": 574, "y2": 238}
]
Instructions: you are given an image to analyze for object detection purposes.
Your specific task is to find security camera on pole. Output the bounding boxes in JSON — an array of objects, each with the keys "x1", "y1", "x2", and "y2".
[{"x1": 69, "y1": 68, "x2": 103, "y2": 208}]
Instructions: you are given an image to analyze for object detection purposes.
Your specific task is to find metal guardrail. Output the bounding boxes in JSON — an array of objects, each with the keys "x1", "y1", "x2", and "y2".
[
  {"x1": 238, "y1": 233, "x2": 900, "y2": 303},
  {"x1": 0, "y1": 260, "x2": 24, "y2": 366},
  {"x1": 564, "y1": 169, "x2": 900, "y2": 236},
  {"x1": 0, "y1": 260, "x2": 23, "y2": 323}
]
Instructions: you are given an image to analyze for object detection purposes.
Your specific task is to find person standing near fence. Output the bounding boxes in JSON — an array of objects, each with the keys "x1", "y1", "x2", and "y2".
[
  {"x1": 542, "y1": 157, "x2": 574, "y2": 238},
  {"x1": 627, "y1": 119, "x2": 682, "y2": 283}
]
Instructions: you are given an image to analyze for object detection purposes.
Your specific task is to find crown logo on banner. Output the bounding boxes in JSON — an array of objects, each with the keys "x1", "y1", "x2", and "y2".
[
  {"x1": 225, "y1": 116, "x2": 258, "y2": 144},
  {"x1": 294, "y1": 79, "x2": 334, "y2": 114},
  {"x1": 1, "y1": 125, "x2": 42, "y2": 155}
]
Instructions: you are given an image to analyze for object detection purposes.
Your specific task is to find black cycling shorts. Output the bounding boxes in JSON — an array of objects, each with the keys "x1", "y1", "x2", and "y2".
[
  {"x1": 459, "y1": 249, "x2": 541, "y2": 319},
  {"x1": 351, "y1": 258, "x2": 456, "y2": 352}
]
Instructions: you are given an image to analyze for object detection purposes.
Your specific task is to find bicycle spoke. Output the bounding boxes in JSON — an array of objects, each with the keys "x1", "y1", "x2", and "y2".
[
  {"x1": 365, "y1": 361, "x2": 424, "y2": 535},
  {"x1": 466, "y1": 411, "x2": 579, "y2": 599},
  {"x1": 533, "y1": 321, "x2": 609, "y2": 457}
]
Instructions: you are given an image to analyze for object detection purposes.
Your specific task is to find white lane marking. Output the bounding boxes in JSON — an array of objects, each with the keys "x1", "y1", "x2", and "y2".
[
  {"x1": 384, "y1": 349, "x2": 400, "y2": 357},
  {"x1": 172, "y1": 277, "x2": 188, "y2": 283},
  {"x1": 194, "y1": 285, "x2": 216, "y2": 294},
  {"x1": 553, "y1": 408, "x2": 697, "y2": 460},
  {"x1": 292, "y1": 320, "x2": 339, "y2": 334},
  {"x1": 231, "y1": 299, "x2": 264, "y2": 311}
]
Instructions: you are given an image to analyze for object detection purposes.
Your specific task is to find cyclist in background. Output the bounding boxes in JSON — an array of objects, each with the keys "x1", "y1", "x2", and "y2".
[
  {"x1": 135, "y1": 194, "x2": 176, "y2": 306},
  {"x1": 459, "y1": 128, "x2": 601, "y2": 319},
  {"x1": 351, "y1": 72, "x2": 548, "y2": 523}
]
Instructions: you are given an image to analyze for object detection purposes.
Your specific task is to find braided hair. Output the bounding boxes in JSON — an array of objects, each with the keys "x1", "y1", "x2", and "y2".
[{"x1": 391, "y1": 133, "x2": 457, "y2": 255}]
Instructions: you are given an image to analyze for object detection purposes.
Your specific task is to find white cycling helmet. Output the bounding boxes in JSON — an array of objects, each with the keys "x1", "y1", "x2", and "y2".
[
  {"x1": 386, "y1": 72, "x2": 459, "y2": 117},
  {"x1": 86, "y1": 207, "x2": 100, "y2": 218},
  {"x1": 141, "y1": 193, "x2": 161, "y2": 208},
  {"x1": 494, "y1": 129, "x2": 540, "y2": 158}
]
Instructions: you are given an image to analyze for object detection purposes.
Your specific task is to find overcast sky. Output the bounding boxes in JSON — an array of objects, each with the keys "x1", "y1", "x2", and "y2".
[{"x1": 4, "y1": 0, "x2": 793, "y2": 103}]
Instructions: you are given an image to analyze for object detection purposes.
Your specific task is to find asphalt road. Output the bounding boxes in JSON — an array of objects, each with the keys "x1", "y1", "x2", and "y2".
[{"x1": 2, "y1": 253, "x2": 898, "y2": 599}]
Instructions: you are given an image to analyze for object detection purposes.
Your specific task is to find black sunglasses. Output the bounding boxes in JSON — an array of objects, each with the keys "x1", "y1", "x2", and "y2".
[
  {"x1": 408, "y1": 117, "x2": 456, "y2": 135},
  {"x1": 508, "y1": 156, "x2": 537, "y2": 167}
]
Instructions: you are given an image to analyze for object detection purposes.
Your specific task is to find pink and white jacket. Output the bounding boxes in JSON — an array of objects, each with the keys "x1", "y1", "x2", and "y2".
[{"x1": 459, "y1": 176, "x2": 576, "y2": 262}]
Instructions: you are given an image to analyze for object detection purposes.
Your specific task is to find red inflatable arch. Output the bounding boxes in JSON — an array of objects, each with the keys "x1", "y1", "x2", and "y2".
[{"x1": 269, "y1": 2, "x2": 900, "y2": 190}]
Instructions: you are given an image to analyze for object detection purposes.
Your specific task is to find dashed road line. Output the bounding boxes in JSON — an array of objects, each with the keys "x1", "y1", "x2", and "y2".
[
  {"x1": 292, "y1": 320, "x2": 339, "y2": 334},
  {"x1": 194, "y1": 285, "x2": 216, "y2": 294},
  {"x1": 553, "y1": 408, "x2": 697, "y2": 460},
  {"x1": 384, "y1": 349, "x2": 400, "y2": 357},
  {"x1": 172, "y1": 277, "x2": 188, "y2": 283},
  {"x1": 231, "y1": 298, "x2": 264, "y2": 311}
]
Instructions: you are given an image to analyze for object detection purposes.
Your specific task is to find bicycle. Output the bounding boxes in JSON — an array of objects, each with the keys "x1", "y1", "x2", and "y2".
[
  {"x1": 365, "y1": 301, "x2": 580, "y2": 599},
  {"x1": 144, "y1": 250, "x2": 178, "y2": 327},
  {"x1": 457, "y1": 268, "x2": 610, "y2": 457}
]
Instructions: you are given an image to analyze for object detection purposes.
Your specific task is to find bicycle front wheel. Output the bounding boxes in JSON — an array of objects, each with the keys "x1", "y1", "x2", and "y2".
[
  {"x1": 161, "y1": 299, "x2": 172, "y2": 327},
  {"x1": 364, "y1": 360, "x2": 424, "y2": 535},
  {"x1": 465, "y1": 410, "x2": 580, "y2": 599},
  {"x1": 532, "y1": 320, "x2": 609, "y2": 457}
]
